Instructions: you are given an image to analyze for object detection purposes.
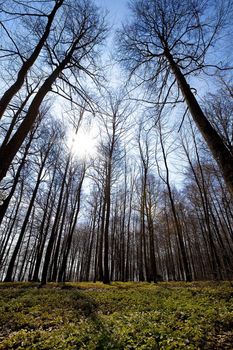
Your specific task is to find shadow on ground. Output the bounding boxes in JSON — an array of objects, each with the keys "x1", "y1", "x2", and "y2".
[{"x1": 0, "y1": 282, "x2": 124, "y2": 349}]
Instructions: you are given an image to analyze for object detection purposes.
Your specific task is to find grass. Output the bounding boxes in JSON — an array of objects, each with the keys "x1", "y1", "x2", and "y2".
[{"x1": 0, "y1": 281, "x2": 232, "y2": 349}]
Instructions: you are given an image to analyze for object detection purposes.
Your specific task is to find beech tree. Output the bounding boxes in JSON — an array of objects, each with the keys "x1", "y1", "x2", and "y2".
[
  {"x1": 4, "y1": 119, "x2": 60, "y2": 281},
  {"x1": 0, "y1": 0, "x2": 106, "y2": 181},
  {"x1": 137, "y1": 124, "x2": 158, "y2": 282},
  {"x1": 0, "y1": 0, "x2": 64, "y2": 120},
  {"x1": 118, "y1": 0, "x2": 233, "y2": 194},
  {"x1": 91, "y1": 92, "x2": 130, "y2": 283}
]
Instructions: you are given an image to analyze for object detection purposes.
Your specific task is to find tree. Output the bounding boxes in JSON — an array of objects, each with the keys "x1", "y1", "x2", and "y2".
[
  {"x1": 137, "y1": 124, "x2": 158, "y2": 282},
  {"x1": 154, "y1": 119, "x2": 192, "y2": 281},
  {"x1": 92, "y1": 91, "x2": 130, "y2": 283},
  {"x1": 0, "y1": 0, "x2": 106, "y2": 181},
  {"x1": 118, "y1": 0, "x2": 233, "y2": 194},
  {"x1": 4, "y1": 119, "x2": 59, "y2": 281},
  {"x1": 204, "y1": 81, "x2": 233, "y2": 157},
  {"x1": 0, "y1": 0, "x2": 64, "y2": 120},
  {"x1": 179, "y1": 118, "x2": 233, "y2": 279},
  {"x1": 57, "y1": 162, "x2": 86, "y2": 282}
]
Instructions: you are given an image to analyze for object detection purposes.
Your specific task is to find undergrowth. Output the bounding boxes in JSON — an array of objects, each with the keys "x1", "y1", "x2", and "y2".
[{"x1": 0, "y1": 281, "x2": 232, "y2": 349}]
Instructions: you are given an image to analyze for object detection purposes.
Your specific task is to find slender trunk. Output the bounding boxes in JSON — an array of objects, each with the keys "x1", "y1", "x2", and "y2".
[
  {"x1": 98, "y1": 197, "x2": 105, "y2": 281},
  {"x1": 4, "y1": 160, "x2": 45, "y2": 281},
  {"x1": 0, "y1": 178, "x2": 24, "y2": 269},
  {"x1": 160, "y1": 131, "x2": 192, "y2": 281},
  {"x1": 58, "y1": 173, "x2": 84, "y2": 282},
  {"x1": 145, "y1": 194, "x2": 157, "y2": 282},
  {"x1": 94, "y1": 196, "x2": 102, "y2": 282},
  {"x1": 125, "y1": 181, "x2": 133, "y2": 281},
  {"x1": 51, "y1": 188, "x2": 70, "y2": 281},
  {"x1": 32, "y1": 174, "x2": 57, "y2": 282},
  {"x1": 41, "y1": 158, "x2": 70, "y2": 284},
  {"x1": 85, "y1": 205, "x2": 97, "y2": 281},
  {"x1": 103, "y1": 178, "x2": 111, "y2": 284},
  {"x1": 18, "y1": 207, "x2": 35, "y2": 281}
]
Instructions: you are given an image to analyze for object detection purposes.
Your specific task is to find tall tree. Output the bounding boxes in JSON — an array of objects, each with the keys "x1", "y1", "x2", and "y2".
[
  {"x1": 118, "y1": 0, "x2": 233, "y2": 194},
  {"x1": 94, "y1": 92, "x2": 130, "y2": 283},
  {"x1": 4, "y1": 123, "x2": 56, "y2": 281},
  {"x1": 0, "y1": 0, "x2": 106, "y2": 181},
  {"x1": 0, "y1": 0, "x2": 64, "y2": 120}
]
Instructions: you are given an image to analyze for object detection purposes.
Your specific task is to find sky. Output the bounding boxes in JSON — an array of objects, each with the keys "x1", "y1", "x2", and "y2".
[{"x1": 96, "y1": 0, "x2": 128, "y2": 27}]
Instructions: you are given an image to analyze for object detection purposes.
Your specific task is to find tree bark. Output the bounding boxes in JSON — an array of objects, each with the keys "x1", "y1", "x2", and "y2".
[{"x1": 164, "y1": 48, "x2": 233, "y2": 195}]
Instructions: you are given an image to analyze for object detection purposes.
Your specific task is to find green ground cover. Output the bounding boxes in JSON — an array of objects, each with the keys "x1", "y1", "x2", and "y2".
[{"x1": 0, "y1": 282, "x2": 232, "y2": 349}]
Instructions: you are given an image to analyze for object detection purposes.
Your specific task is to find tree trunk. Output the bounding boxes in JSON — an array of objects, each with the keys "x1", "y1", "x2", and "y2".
[
  {"x1": 58, "y1": 168, "x2": 85, "y2": 282},
  {"x1": 0, "y1": 129, "x2": 35, "y2": 226},
  {"x1": 0, "y1": 0, "x2": 64, "y2": 120},
  {"x1": 4, "y1": 159, "x2": 45, "y2": 281},
  {"x1": 164, "y1": 48, "x2": 233, "y2": 195},
  {"x1": 103, "y1": 180, "x2": 111, "y2": 284},
  {"x1": 0, "y1": 41, "x2": 77, "y2": 182},
  {"x1": 40, "y1": 157, "x2": 70, "y2": 284}
]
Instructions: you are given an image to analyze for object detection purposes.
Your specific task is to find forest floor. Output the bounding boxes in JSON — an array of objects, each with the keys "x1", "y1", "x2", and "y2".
[{"x1": 0, "y1": 282, "x2": 232, "y2": 349}]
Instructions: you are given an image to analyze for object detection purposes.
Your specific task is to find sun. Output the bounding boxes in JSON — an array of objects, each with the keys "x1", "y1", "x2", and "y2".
[{"x1": 67, "y1": 126, "x2": 97, "y2": 159}]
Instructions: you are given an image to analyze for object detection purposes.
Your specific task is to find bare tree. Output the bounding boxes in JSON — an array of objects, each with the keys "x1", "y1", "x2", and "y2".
[
  {"x1": 154, "y1": 120, "x2": 192, "y2": 281},
  {"x1": 137, "y1": 124, "x2": 158, "y2": 282},
  {"x1": 118, "y1": 0, "x2": 233, "y2": 194},
  {"x1": 4, "y1": 119, "x2": 58, "y2": 281},
  {"x1": 0, "y1": 0, "x2": 107, "y2": 181},
  {"x1": 92, "y1": 91, "x2": 130, "y2": 283},
  {"x1": 0, "y1": 0, "x2": 64, "y2": 120}
]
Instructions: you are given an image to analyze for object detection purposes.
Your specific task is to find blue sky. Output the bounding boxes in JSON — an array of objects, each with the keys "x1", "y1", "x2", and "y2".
[{"x1": 96, "y1": 0, "x2": 128, "y2": 27}]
